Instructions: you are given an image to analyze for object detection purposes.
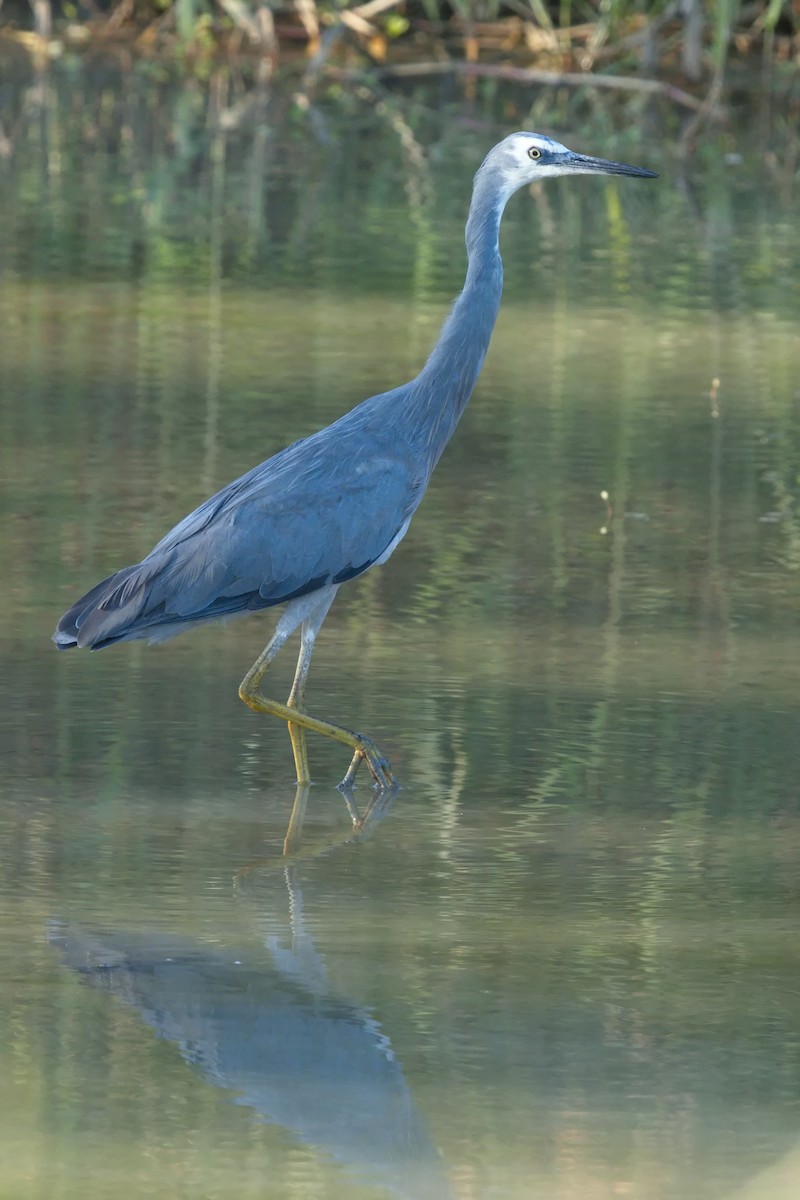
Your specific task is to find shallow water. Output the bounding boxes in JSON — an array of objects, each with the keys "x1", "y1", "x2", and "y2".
[{"x1": 1, "y1": 69, "x2": 800, "y2": 1200}]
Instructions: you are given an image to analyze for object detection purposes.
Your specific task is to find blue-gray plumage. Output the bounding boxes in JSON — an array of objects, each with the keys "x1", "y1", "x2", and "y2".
[
  {"x1": 50, "y1": 894, "x2": 451, "y2": 1199},
  {"x1": 54, "y1": 132, "x2": 656, "y2": 790}
]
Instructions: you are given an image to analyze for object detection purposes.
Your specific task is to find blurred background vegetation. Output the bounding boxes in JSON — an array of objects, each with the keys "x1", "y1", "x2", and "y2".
[{"x1": 0, "y1": 0, "x2": 798, "y2": 160}]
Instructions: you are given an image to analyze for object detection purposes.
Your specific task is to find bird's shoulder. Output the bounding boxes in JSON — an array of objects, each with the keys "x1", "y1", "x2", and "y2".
[
  {"x1": 114, "y1": 386, "x2": 428, "y2": 623},
  {"x1": 150, "y1": 385, "x2": 423, "y2": 558}
]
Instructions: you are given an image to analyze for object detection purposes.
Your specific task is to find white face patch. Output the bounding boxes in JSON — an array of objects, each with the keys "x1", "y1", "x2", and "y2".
[{"x1": 479, "y1": 131, "x2": 573, "y2": 193}]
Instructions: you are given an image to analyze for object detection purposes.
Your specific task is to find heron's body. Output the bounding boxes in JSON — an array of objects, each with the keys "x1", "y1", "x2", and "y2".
[
  {"x1": 55, "y1": 132, "x2": 655, "y2": 790},
  {"x1": 56, "y1": 394, "x2": 420, "y2": 649}
]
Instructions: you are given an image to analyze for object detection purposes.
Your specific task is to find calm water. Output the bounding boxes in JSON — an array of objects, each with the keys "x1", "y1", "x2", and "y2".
[{"x1": 2, "y1": 67, "x2": 800, "y2": 1200}]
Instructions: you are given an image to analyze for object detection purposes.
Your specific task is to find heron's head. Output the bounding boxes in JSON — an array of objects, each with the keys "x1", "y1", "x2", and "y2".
[{"x1": 479, "y1": 131, "x2": 657, "y2": 194}]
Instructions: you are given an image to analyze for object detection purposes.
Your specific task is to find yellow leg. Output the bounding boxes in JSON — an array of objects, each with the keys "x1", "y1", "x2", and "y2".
[
  {"x1": 282, "y1": 783, "x2": 310, "y2": 856},
  {"x1": 340, "y1": 748, "x2": 365, "y2": 790},
  {"x1": 286, "y1": 635, "x2": 313, "y2": 785},
  {"x1": 238, "y1": 618, "x2": 398, "y2": 791},
  {"x1": 287, "y1": 719, "x2": 311, "y2": 786}
]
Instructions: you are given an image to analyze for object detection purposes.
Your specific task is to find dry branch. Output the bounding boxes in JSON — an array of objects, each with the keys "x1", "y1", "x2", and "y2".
[{"x1": 373, "y1": 60, "x2": 703, "y2": 111}]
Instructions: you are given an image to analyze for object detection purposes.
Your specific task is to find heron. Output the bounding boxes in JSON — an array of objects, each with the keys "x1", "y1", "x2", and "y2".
[{"x1": 54, "y1": 132, "x2": 656, "y2": 791}]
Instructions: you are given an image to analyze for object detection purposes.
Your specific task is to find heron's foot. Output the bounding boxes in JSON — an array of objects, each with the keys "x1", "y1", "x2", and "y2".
[
  {"x1": 338, "y1": 734, "x2": 399, "y2": 793},
  {"x1": 238, "y1": 676, "x2": 398, "y2": 791}
]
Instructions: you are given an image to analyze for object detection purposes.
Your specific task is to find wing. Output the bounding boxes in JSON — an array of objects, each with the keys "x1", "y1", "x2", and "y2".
[
  {"x1": 151, "y1": 440, "x2": 417, "y2": 612},
  {"x1": 55, "y1": 407, "x2": 422, "y2": 649}
]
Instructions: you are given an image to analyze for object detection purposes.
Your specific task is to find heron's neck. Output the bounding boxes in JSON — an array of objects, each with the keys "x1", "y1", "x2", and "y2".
[{"x1": 409, "y1": 174, "x2": 511, "y2": 461}]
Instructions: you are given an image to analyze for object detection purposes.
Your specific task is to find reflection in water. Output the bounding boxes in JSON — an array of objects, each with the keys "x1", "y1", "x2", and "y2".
[
  {"x1": 727, "y1": 1147, "x2": 800, "y2": 1200},
  {"x1": 277, "y1": 781, "x2": 399, "y2": 861},
  {"x1": 38, "y1": 780, "x2": 800, "y2": 1200},
  {"x1": 50, "y1": 797, "x2": 449, "y2": 1200}
]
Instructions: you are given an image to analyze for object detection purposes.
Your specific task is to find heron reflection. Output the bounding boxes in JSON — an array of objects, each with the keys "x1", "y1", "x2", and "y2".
[{"x1": 51, "y1": 787, "x2": 449, "y2": 1200}]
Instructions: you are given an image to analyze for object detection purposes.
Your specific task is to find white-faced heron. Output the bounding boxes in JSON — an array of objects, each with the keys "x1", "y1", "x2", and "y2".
[{"x1": 54, "y1": 132, "x2": 657, "y2": 791}]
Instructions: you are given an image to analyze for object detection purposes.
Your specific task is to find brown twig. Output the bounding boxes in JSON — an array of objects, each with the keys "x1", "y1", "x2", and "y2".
[
  {"x1": 354, "y1": 0, "x2": 405, "y2": 18},
  {"x1": 677, "y1": 68, "x2": 725, "y2": 153},
  {"x1": 217, "y1": 0, "x2": 263, "y2": 45},
  {"x1": 104, "y1": 0, "x2": 136, "y2": 34},
  {"x1": 370, "y1": 60, "x2": 703, "y2": 111}
]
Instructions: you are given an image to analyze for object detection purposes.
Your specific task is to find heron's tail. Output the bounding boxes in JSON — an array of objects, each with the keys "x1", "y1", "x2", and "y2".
[{"x1": 53, "y1": 560, "x2": 164, "y2": 651}]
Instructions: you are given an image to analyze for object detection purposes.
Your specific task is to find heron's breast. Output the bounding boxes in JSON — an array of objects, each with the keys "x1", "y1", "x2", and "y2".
[{"x1": 374, "y1": 517, "x2": 412, "y2": 566}]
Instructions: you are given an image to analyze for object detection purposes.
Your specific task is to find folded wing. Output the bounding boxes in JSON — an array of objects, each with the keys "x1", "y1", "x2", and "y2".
[{"x1": 54, "y1": 422, "x2": 419, "y2": 650}]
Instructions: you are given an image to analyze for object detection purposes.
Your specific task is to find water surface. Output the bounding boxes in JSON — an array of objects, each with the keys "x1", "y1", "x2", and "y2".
[{"x1": 1, "y1": 68, "x2": 800, "y2": 1200}]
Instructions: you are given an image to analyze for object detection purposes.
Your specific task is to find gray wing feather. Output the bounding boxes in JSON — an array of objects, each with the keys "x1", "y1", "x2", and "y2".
[
  {"x1": 59, "y1": 404, "x2": 421, "y2": 649},
  {"x1": 153, "y1": 448, "x2": 413, "y2": 607}
]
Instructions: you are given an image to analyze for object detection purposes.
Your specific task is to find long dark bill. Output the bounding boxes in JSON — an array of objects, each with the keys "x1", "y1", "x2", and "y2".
[{"x1": 567, "y1": 153, "x2": 658, "y2": 179}]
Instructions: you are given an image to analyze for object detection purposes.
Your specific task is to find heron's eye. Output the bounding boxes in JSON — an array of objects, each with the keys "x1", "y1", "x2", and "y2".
[{"x1": 528, "y1": 146, "x2": 542, "y2": 160}]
